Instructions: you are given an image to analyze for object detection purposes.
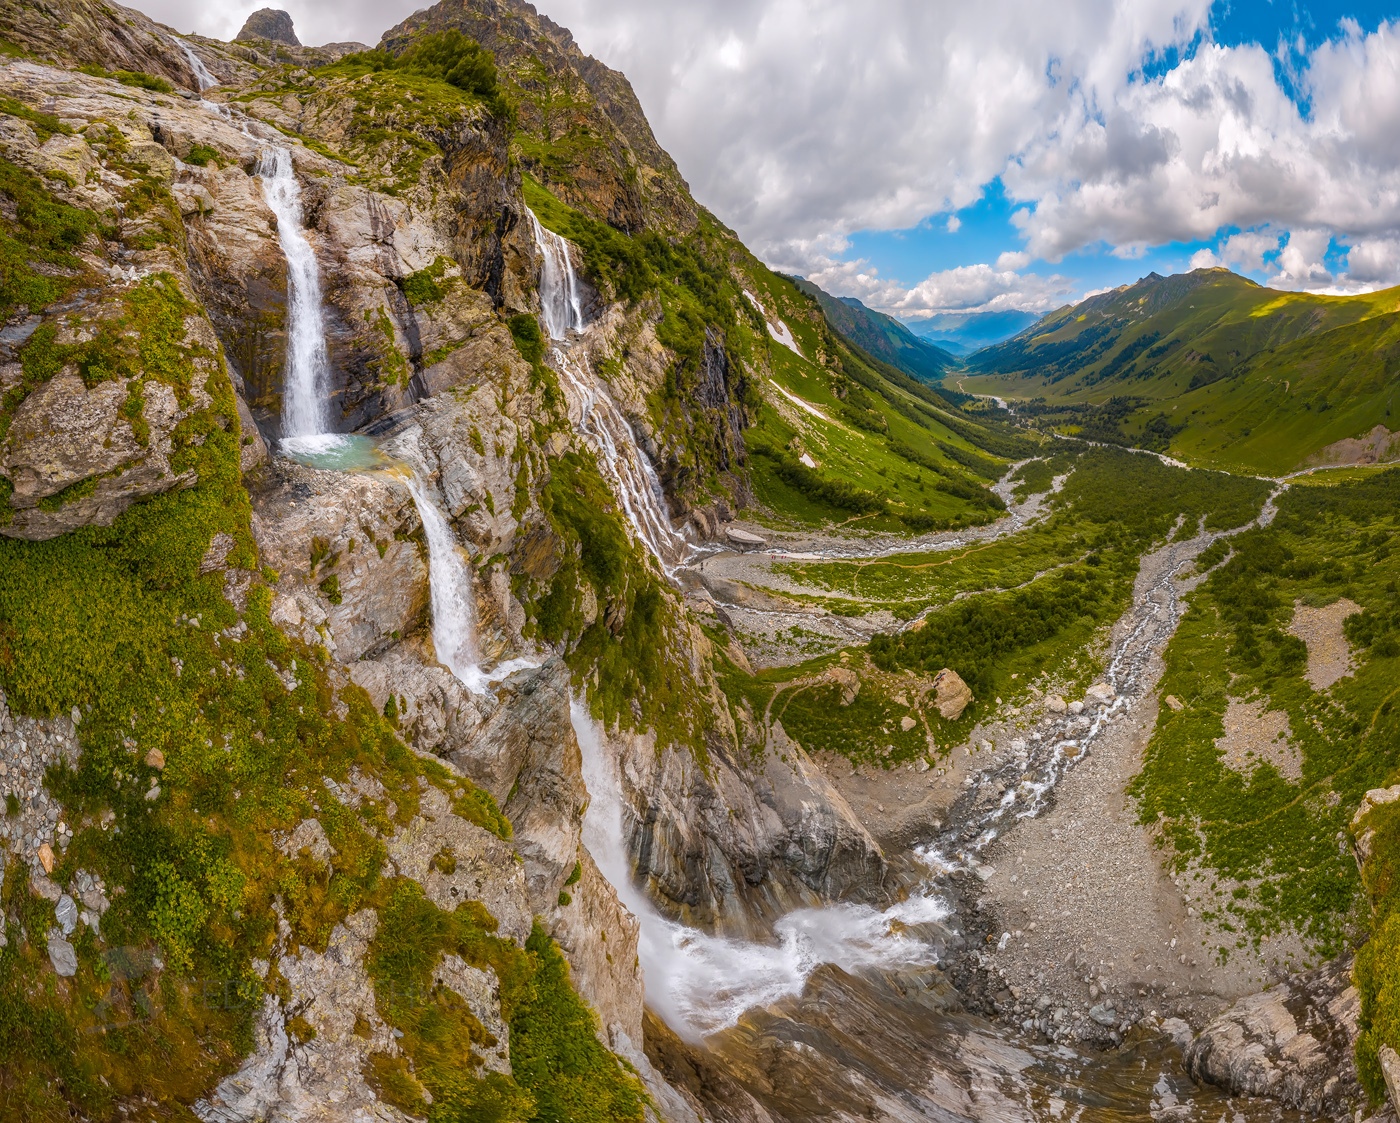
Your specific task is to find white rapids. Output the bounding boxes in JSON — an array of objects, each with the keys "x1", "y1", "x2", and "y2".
[
  {"x1": 572, "y1": 698, "x2": 948, "y2": 1040},
  {"x1": 526, "y1": 208, "x2": 688, "y2": 571}
]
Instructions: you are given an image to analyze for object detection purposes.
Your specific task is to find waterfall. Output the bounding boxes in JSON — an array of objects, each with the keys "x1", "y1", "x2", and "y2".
[
  {"x1": 525, "y1": 209, "x2": 688, "y2": 569},
  {"x1": 404, "y1": 473, "x2": 487, "y2": 691},
  {"x1": 257, "y1": 147, "x2": 333, "y2": 444},
  {"x1": 551, "y1": 349, "x2": 688, "y2": 569},
  {"x1": 572, "y1": 698, "x2": 945, "y2": 1040},
  {"x1": 528, "y1": 209, "x2": 585, "y2": 340},
  {"x1": 174, "y1": 37, "x2": 218, "y2": 92},
  {"x1": 401, "y1": 470, "x2": 540, "y2": 694}
]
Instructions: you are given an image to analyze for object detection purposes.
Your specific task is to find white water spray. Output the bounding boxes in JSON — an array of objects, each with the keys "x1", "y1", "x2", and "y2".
[
  {"x1": 405, "y1": 474, "x2": 480, "y2": 685},
  {"x1": 257, "y1": 147, "x2": 333, "y2": 443},
  {"x1": 573, "y1": 698, "x2": 946, "y2": 1039},
  {"x1": 174, "y1": 37, "x2": 218, "y2": 92},
  {"x1": 401, "y1": 471, "x2": 539, "y2": 695},
  {"x1": 528, "y1": 209, "x2": 585, "y2": 340},
  {"x1": 526, "y1": 209, "x2": 688, "y2": 569}
]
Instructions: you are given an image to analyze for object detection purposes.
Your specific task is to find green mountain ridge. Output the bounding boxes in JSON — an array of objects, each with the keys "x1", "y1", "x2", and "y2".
[
  {"x1": 962, "y1": 268, "x2": 1400, "y2": 475},
  {"x1": 789, "y1": 275, "x2": 958, "y2": 383}
]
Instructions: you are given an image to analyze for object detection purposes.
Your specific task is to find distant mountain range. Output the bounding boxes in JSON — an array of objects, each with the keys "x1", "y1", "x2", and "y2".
[
  {"x1": 790, "y1": 276, "x2": 957, "y2": 382},
  {"x1": 903, "y1": 310, "x2": 1040, "y2": 354},
  {"x1": 962, "y1": 268, "x2": 1400, "y2": 475}
]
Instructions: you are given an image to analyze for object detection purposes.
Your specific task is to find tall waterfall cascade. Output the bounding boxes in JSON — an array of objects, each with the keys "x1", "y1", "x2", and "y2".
[
  {"x1": 256, "y1": 146, "x2": 334, "y2": 446},
  {"x1": 527, "y1": 209, "x2": 585, "y2": 339},
  {"x1": 572, "y1": 698, "x2": 945, "y2": 1040},
  {"x1": 527, "y1": 209, "x2": 689, "y2": 570},
  {"x1": 255, "y1": 137, "x2": 527, "y2": 695}
]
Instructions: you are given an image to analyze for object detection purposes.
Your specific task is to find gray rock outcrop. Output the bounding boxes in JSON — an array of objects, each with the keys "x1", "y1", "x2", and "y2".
[
  {"x1": 236, "y1": 9, "x2": 301, "y2": 47},
  {"x1": 1184, "y1": 955, "x2": 1365, "y2": 1117}
]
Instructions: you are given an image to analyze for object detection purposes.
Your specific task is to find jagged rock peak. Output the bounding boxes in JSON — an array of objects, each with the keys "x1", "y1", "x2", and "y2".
[{"x1": 236, "y1": 8, "x2": 300, "y2": 46}]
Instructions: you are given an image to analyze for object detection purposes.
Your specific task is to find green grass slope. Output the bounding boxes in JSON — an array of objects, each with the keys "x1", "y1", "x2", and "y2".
[
  {"x1": 790, "y1": 276, "x2": 958, "y2": 384},
  {"x1": 962, "y1": 269, "x2": 1400, "y2": 475}
]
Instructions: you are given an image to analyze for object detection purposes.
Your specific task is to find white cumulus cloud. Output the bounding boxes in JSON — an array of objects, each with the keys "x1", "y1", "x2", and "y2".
[{"x1": 127, "y1": 0, "x2": 1400, "y2": 300}]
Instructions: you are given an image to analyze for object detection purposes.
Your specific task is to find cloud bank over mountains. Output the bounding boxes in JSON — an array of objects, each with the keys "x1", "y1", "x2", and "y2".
[{"x1": 144, "y1": 0, "x2": 1400, "y2": 315}]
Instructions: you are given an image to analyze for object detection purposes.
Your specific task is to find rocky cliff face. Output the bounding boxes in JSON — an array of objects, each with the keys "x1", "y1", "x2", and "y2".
[
  {"x1": 381, "y1": 0, "x2": 698, "y2": 234},
  {"x1": 0, "y1": 2, "x2": 902, "y2": 1117}
]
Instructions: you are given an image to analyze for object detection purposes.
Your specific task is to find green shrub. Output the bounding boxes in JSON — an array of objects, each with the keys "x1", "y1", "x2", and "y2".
[
  {"x1": 453, "y1": 785, "x2": 513, "y2": 841},
  {"x1": 334, "y1": 31, "x2": 509, "y2": 119},
  {"x1": 751, "y1": 442, "x2": 887, "y2": 515},
  {"x1": 184, "y1": 144, "x2": 219, "y2": 167},
  {"x1": 364, "y1": 885, "x2": 643, "y2": 1123}
]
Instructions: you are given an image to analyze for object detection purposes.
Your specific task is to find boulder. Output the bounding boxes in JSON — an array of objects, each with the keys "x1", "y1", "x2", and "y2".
[
  {"x1": 236, "y1": 9, "x2": 300, "y2": 46},
  {"x1": 1085, "y1": 682, "x2": 1116, "y2": 705},
  {"x1": 1352, "y1": 785, "x2": 1400, "y2": 866},
  {"x1": 47, "y1": 932, "x2": 77, "y2": 977},
  {"x1": 275, "y1": 818, "x2": 335, "y2": 865},
  {"x1": 826, "y1": 666, "x2": 861, "y2": 706},
  {"x1": 250, "y1": 460, "x2": 427, "y2": 663},
  {"x1": 932, "y1": 668, "x2": 973, "y2": 721},
  {"x1": 1382, "y1": 1045, "x2": 1400, "y2": 1113},
  {"x1": 1046, "y1": 695, "x2": 1067, "y2": 714},
  {"x1": 55, "y1": 894, "x2": 78, "y2": 936},
  {"x1": 726, "y1": 526, "x2": 768, "y2": 549},
  {"x1": 1184, "y1": 955, "x2": 1362, "y2": 1117},
  {"x1": 1, "y1": 372, "x2": 198, "y2": 541}
]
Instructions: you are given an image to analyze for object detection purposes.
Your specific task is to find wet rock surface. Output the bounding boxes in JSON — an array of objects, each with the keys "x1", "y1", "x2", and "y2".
[{"x1": 1184, "y1": 955, "x2": 1363, "y2": 1117}]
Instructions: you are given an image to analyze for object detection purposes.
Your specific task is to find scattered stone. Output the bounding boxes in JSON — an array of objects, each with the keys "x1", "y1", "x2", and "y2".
[
  {"x1": 37, "y1": 842, "x2": 54, "y2": 874},
  {"x1": 1289, "y1": 598, "x2": 1362, "y2": 692},
  {"x1": 144, "y1": 784, "x2": 161, "y2": 802},
  {"x1": 55, "y1": 893, "x2": 78, "y2": 936},
  {"x1": 1046, "y1": 695, "x2": 1067, "y2": 713},
  {"x1": 900, "y1": 715, "x2": 917, "y2": 732},
  {"x1": 144, "y1": 747, "x2": 166, "y2": 770},
  {"x1": 47, "y1": 931, "x2": 77, "y2": 977},
  {"x1": 1216, "y1": 698, "x2": 1301, "y2": 782},
  {"x1": 932, "y1": 668, "x2": 973, "y2": 720},
  {"x1": 1068, "y1": 701, "x2": 1085, "y2": 715},
  {"x1": 1164, "y1": 694, "x2": 1184, "y2": 712}
]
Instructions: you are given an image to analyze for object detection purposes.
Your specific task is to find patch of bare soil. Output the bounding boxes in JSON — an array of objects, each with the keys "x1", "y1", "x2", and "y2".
[
  {"x1": 1217, "y1": 697, "x2": 1301, "y2": 781},
  {"x1": 1290, "y1": 598, "x2": 1362, "y2": 691},
  {"x1": 1306, "y1": 423, "x2": 1400, "y2": 468}
]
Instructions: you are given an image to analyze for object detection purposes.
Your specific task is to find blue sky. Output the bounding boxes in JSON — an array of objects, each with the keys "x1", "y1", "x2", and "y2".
[{"x1": 839, "y1": 0, "x2": 1399, "y2": 317}]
